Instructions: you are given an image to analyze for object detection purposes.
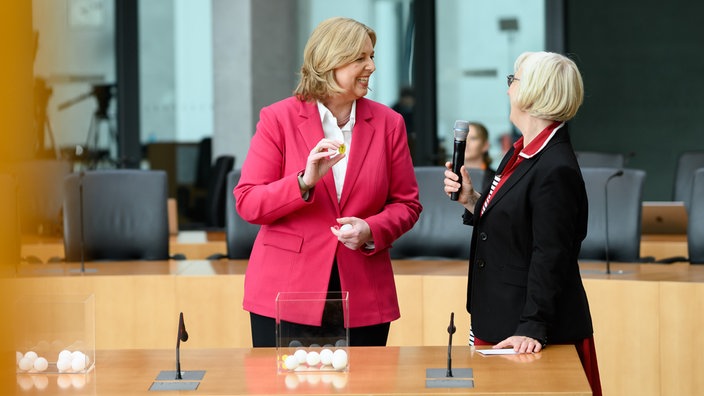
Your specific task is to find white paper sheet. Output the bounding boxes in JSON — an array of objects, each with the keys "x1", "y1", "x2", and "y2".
[{"x1": 476, "y1": 348, "x2": 518, "y2": 355}]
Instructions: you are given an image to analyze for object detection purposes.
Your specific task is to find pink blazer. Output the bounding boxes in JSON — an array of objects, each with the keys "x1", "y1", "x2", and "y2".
[{"x1": 234, "y1": 97, "x2": 422, "y2": 327}]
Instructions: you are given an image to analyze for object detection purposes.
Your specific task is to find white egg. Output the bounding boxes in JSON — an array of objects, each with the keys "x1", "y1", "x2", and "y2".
[
  {"x1": 23, "y1": 351, "x2": 38, "y2": 363},
  {"x1": 18, "y1": 357, "x2": 34, "y2": 371},
  {"x1": 58, "y1": 349, "x2": 72, "y2": 361},
  {"x1": 284, "y1": 354, "x2": 299, "y2": 370},
  {"x1": 71, "y1": 357, "x2": 87, "y2": 372},
  {"x1": 293, "y1": 349, "x2": 307, "y2": 364},
  {"x1": 33, "y1": 357, "x2": 49, "y2": 372},
  {"x1": 70, "y1": 351, "x2": 85, "y2": 361},
  {"x1": 320, "y1": 348, "x2": 334, "y2": 366},
  {"x1": 340, "y1": 224, "x2": 353, "y2": 232},
  {"x1": 57, "y1": 358, "x2": 72, "y2": 372},
  {"x1": 305, "y1": 351, "x2": 320, "y2": 367},
  {"x1": 332, "y1": 349, "x2": 348, "y2": 370}
]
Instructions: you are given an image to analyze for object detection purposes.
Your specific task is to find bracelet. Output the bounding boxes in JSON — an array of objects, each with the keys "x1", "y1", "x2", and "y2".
[{"x1": 297, "y1": 173, "x2": 311, "y2": 192}]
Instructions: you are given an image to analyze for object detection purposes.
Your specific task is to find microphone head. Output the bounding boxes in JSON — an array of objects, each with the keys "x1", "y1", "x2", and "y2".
[
  {"x1": 453, "y1": 120, "x2": 469, "y2": 141},
  {"x1": 178, "y1": 312, "x2": 189, "y2": 342}
]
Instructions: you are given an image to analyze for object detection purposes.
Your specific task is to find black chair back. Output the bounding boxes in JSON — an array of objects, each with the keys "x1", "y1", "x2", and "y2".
[
  {"x1": 688, "y1": 168, "x2": 704, "y2": 264},
  {"x1": 63, "y1": 170, "x2": 169, "y2": 261},
  {"x1": 390, "y1": 166, "x2": 485, "y2": 260},
  {"x1": 205, "y1": 155, "x2": 235, "y2": 228},
  {"x1": 6, "y1": 160, "x2": 71, "y2": 235},
  {"x1": 576, "y1": 151, "x2": 625, "y2": 168},
  {"x1": 579, "y1": 168, "x2": 646, "y2": 262},
  {"x1": 673, "y1": 151, "x2": 704, "y2": 210},
  {"x1": 225, "y1": 169, "x2": 260, "y2": 259}
]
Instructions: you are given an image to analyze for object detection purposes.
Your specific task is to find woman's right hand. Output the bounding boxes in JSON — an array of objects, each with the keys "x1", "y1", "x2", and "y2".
[
  {"x1": 443, "y1": 161, "x2": 480, "y2": 212},
  {"x1": 301, "y1": 138, "x2": 346, "y2": 187}
]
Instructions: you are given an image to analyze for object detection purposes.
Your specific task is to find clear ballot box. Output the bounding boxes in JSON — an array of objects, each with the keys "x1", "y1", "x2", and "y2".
[
  {"x1": 14, "y1": 294, "x2": 96, "y2": 374},
  {"x1": 275, "y1": 291, "x2": 350, "y2": 373}
]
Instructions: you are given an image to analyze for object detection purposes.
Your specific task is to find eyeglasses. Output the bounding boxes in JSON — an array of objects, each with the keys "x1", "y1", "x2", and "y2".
[{"x1": 507, "y1": 74, "x2": 520, "y2": 87}]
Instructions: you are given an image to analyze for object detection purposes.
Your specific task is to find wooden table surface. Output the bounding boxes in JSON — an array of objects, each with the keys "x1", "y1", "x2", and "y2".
[{"x1": 13, "y1": 346, "x2": 590, "y2": 396}]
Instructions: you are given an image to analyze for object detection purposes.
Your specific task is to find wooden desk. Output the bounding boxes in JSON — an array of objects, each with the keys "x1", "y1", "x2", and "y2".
[
  {"x1": 20, "y1": 231, "x2": 228, "y2": 262},
  {"x1": 6, "y1": 260, "x2": 704, "y2": 396},
  {"x1": 12, "y1": 346, "x2": 590, "y2": 395},
  {"x1": 640, "y1": 233, "x2": 688, "y2": 260}
]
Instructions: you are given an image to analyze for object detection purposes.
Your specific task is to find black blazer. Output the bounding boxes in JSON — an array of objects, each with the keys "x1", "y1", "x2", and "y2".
[{"x1": 463, "y1": 127, "x2": 593, "y2": 345}]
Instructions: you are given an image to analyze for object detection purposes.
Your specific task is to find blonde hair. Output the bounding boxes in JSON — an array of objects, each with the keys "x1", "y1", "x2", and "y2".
[
  {"x1": 294, "y1": 17, "x2": 376, "y2": 102},
  {"x1": 512, "y1": 51, "x2": 583, "y2": 121}
]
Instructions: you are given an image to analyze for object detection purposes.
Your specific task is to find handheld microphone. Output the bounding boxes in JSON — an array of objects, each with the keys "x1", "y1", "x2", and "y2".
[
  {"x1": 604, "y1": 170, "x2": 624, "y2": 274},
  {"x1": 446, "y1": 312, "x2": 456, "y2": 378},
  {"x1": 175, "y1": 312, "x2": 189, "y2": 379},
  {"x1": 450, "y1": 120, "x2": 470, "y2": 201}
]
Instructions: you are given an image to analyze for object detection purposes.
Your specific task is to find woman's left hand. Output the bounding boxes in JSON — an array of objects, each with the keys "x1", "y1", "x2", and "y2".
[
  {"x1": 493, "y1": 335, "x2": 543, "y2": 353},
  {"x1": 330, "y1": 217, "x2": 372, "y2": 250}
]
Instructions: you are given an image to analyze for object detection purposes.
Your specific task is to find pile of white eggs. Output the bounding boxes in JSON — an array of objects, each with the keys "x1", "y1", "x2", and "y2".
[
  {"x1": 56, "y1": 349, "x2": 90, "y2": 373},
  {"x1": 16, "y1": 351, "x2": 49, "y2": 373},
  {"x1": 16, "y1": 349, "x2": 90, "y2": 373},
  {"x1": 281, "y1": 348, "x2": 348, "y2": 371}
]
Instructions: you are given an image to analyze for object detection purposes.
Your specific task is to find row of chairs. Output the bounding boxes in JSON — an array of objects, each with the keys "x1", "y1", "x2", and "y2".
[
  {"x1": 1, "y1": 152, "x2": 701, "y2": 264},
  {"x1": 222, "y1": 164, "x2": 704, "y2": 264},
  {"x1": 577, "y1": 150, "x2": 704, "y2": 210}
]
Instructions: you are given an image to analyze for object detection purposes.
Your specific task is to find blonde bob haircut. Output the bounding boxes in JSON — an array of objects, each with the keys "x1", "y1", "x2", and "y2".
[
  {"x1": 512, "y1": 51, "x2": 583, "y2": 122},
  {"x1": 294, "y1": 17, "x2": 376, "y2": 102}
]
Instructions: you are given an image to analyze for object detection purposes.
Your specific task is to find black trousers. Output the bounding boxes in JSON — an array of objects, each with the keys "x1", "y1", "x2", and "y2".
[{"x1": 249, "y1": 262, "x2": 390, "y2": 347}]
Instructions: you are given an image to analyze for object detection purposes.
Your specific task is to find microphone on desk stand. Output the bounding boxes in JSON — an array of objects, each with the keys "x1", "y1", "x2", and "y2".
[
  {"x1": 176, "y1": 312, "x2": 189, "y2": 380},
  {"x1": 604, "y1": 170, "x2": 624, "y2": 275},
  {"x1": 446, "y1": 312, "x2": 456, "y2": 377}
]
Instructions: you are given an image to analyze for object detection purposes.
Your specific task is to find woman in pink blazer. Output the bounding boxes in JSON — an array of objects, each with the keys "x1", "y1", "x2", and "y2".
[{"x1": 234, "y1": 17, "x2": 421, "y2": 347}]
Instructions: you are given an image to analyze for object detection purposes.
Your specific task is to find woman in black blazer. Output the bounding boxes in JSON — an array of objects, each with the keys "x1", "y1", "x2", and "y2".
[{"x1": 444, "y1": 52, "x2": 601, "y2": 395}]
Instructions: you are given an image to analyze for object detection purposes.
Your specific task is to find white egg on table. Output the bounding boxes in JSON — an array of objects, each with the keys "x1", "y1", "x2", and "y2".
[
  {"x1": 23, "y1": 351, "x2": 38, "y2": 363},
  {"x1": 58, "y1": 349, "x2": 72, "y2": 362},
  {"x1": 293, "y1": 349, "x2": 308, "y2": 364},
  {"x1": 332, "y1": 349, "x2": 348, "y2": 370},
  {"x1": 18, "y1": 357, "x2": 34, "y2": 371},
  {"x1": 319, "y1": 348, "x2": 334, "y2": 366},
  {"x1": 57, "y1": 358, "x2": 72, "y2": 372},
  {"x1": 284, "y1": 354, "x2": 299, "y2": 370},
  {"x1": 33, "y1": 357, "x2": 49, "y2": 372},
  {"x1": 305, "y1": 351, "x2": 320, "y2": 366},
  {"x1": 71, "y1": 357, "x2": 87, "y2": 372}
]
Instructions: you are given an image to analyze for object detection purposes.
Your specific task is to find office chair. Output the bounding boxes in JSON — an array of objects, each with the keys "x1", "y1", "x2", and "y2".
[
  {"x1": 579, "y1": 167, "x2": 647, "y2": 262},
  {"x1": 5, "y1": 159, "x2": 71, "y2": 236},
  {"x1": 687, "y1": 168, "x2": 704, "y2": 264},
  {"x1": 204, "y1": 155, "x2": 235, "y2": 228},
  {"x1": 223, "y1": 169, "x2": 260, "y2": 259},
  {"x1": 576, "y1": 151, "x2": 625, "y2": 168},
  {"x1": 672, "y1": 151, "x2": 704, "y2": 210},
  {"x1": 390, "y1": 166, "x2": 485, "y2": 260},
  {"x1": 63, "y1": 170, "x2": 172, "y2": 261},
  {"x1": 0, "y1": 173, "x2": 20, "y2": 266}
]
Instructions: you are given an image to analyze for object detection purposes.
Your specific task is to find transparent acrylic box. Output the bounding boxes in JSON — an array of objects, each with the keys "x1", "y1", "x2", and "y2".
[
  {"x1": 276, "y1": 291, "x2": 349, "y2": 373},
  {"x1": 15, "y1": 294, "x2": 95, "y2": 374}
]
